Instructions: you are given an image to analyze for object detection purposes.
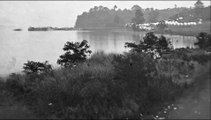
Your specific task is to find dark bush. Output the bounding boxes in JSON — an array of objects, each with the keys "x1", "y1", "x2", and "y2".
[
  {"x1": 23, "y1": 60, "x2": 52, "y2": 74},
  {"x1": 158, "y1": 35, "x2": 169, "y2": 50},
  {"x1": 125, "y1": 32, "x2": 171, "y2": 59},
  {"x1": 5, "y1": 73, "x2": 25, "y2": 96},
  {"x1": 191, "y1": 53, "x2": 211, "y2": 64},
  {"x1": 194, "y1": 32, "x2": 211, "y2": 49},
  {"x1": 57, "y1": 40, "x2": 92, "y2": 68},
  {"x1": 0, "y1": 78, "x2": 5, "y2": 91},
  {"x1": 112, "y1": 52, "x2": 184, "y2": 116}
]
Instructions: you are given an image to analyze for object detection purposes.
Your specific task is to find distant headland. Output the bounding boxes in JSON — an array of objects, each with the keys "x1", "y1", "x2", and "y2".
[
  {"x1": 28, "y1": 27, "x2": 74, "y2": 31},
  {"x1": 13, "y1": 28, "x2": 22, "y2": 31}
]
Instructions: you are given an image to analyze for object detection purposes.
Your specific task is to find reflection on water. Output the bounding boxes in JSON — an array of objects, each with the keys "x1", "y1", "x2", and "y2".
[
  {"x1": 0, "y1": 28, "x2": 197, "y2": 76},
  {"x1": 77, "y1": 31, "x2": 141, "y2": 53}
]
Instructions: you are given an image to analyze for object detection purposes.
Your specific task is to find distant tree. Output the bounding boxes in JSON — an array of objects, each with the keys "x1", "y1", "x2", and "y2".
[
  {"x1": 75, "y1": 5, "x2": 197, "y2": 29},
  {"x1": 23, "y1": 61, "x2": 52, "y2": 74},
  {"x1": 158, "y1": 35, "x2": 169, "y2": 50},
  {"x1": 194, "y1": 0, "x2": 204, "y2": 9},
  {"x1": 114, "y1": 15, "x2": 121, "y2": 27},
  {"x1": 194, "y1": 32, "x2": 211, "y2": 49},
  {"x1": 57, "y1": 40, "x2": 92, "y2": 68},
  {"x1": 113, "y1": 5, "x2": 117, "y2": 11},
  {"x1": 75, "y1": 5, "x2": 137, "y2": 29},
  {"x1": 194, "y1": 0, "x2": 204, "y2": 19},
  {"x1": 148, "y1": 10, "x2": 159, "y2": 23},
  {"x1": 145, "y1": 8, "x2": 151, "y2": 12},
  {"x1": 131, "y1": 5, "x2": 142, "y2": 11},
  {"x1": 132, "y1": 9, "x2": 145, "y2": 24},
  {"x1": 143, "y1": 32, "x2": 158, "y2": 46},
  {"x1": 194, "y1": 7, "x2": 204, "y2": 18}
]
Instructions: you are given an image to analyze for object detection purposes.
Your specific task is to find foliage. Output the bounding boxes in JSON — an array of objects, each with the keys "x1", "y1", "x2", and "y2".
[
  {"x1": 114, "y1": 15, "x2": 121, "y2": 24},
  {"x1": 113, "y1": 52, "x2": 157, "y2": 95},
  {"x1": 131, "y1": 8, "x2": 145, "y2": 31},
  {"x1": 23, "y1": 61, "x2": 52, "y2": 74},
  {"x1": 131, "y1": 5, "x2": 142, "y2": 11},
  {"x1": 1, "y1": 32, "x2": 211, "y2": 119},
  {"x1": 112, "y1": 52, "x2": 187, "y2": 116},
  {"x1": 131, "y1": 9, "x2": 145, "y2": 24},
  {"x1": 158, "y1": 35, "x2": 169, "y2": 50},
  {"x1": 147, "y1": 10, "x2": 159, "y2": 23},
  {"x1": 75, "y1": 5, "x2": 194, "y2": 29},
  {"x1": 125, "y1": 32, "x2": 171, "y2": 59},
  {"x1": 194, "y1": 32, "x2": 211, "y2": 49},
  {"x1": 0, "y1": 78, "x2": 5, "y2": 92},
  {"x1": 3, "y1": 52, "x2": 185, "y2": 118},
  {"x1": 1, "y1": 48, "x2": 210, "y2": 119},
  {"x1": 57, "y1": 40, "x2": 92, "y2": 68},
  {"x1": 75, "y1": 5, "x2": 134, "y2": 28},
  {"x1": 113, "y1": 5, "x2": 117, "y2": 10},
  {"x1": 5, "y1": 73, "x2": 25, "y2": 96},
  {"x1": 74, "y1": 5, "x2": 210, "y2": 29},
  {"x1": 169, "y1": 6, "x2": 210, "y2": 22}
]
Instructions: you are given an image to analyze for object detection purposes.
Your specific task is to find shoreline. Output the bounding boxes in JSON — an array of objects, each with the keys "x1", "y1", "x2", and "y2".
[
  {"x1": 75, "y1": 28, "x2": 207, "y2": 37},
  {"x1": 13, "y1": 25, "x2": 209, "y2": 37}
]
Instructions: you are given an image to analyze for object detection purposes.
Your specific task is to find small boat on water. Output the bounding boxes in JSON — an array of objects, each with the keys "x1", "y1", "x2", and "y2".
[{"x1": 13, "y1": 28, "x2": 22, "y2": 31}]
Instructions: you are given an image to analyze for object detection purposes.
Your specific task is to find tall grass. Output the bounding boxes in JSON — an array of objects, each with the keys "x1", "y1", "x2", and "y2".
[{"x1": 0, "y1": 50, "x2": 210, "y2": 119}]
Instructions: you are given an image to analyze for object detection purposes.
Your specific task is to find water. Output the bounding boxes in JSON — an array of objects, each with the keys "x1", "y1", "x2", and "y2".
[{"x1": 0, "y1": 27, "x2": 197, "y2": 76}]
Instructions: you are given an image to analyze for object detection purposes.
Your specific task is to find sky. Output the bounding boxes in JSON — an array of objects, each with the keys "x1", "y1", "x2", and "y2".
[{"x1": 0, "y1": 1, "x2": 210, "y2": 27}]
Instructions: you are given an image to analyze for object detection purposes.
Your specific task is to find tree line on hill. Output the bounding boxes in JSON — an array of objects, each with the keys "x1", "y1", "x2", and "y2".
[
  {"x1": 169, "y1": 6, "x2": 210, "y2": 22},
  {"x1": 74, "y1": 5, "x2": 211, "y2": 29}
]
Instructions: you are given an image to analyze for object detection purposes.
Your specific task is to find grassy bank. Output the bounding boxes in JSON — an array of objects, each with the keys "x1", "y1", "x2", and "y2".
[{"x1": 0, "y1": 48, "x2": 210, "y2": 119}]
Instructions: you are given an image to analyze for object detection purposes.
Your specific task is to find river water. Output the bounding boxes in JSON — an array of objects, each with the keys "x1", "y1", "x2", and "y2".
[{"x1": 0, "y1": 27, "x2": 198, "y2": 76}]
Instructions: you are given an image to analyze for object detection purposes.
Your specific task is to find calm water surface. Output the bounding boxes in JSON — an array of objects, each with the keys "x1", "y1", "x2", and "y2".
[{"x1": 0, "y1": 27, "x2": 197, "y2": 76}]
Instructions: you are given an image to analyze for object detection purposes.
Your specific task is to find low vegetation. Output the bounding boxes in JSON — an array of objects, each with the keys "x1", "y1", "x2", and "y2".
[{"x1": 0, "y1": 32, "x2": 210, "y2": 119}]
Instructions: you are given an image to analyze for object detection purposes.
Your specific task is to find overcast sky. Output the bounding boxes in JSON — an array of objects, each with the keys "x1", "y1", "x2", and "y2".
[{"x1": 0, "y1": 1, "x2": 210, "y2": 27}]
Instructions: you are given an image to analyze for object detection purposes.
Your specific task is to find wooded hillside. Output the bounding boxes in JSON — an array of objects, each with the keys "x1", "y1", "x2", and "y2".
[{"x1": 74, "y1": 5, "x2": 210, "y2": 29}]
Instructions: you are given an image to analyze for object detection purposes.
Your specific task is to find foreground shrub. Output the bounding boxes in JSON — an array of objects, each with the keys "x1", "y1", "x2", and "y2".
[
  {"x1": 194, "y1": 32, "x2": 211, "y2": 50},
  {"x1": 112, "y1": 52, "x2": 184, "y2": 117},
  {"x1": 5, "y1": 53, "x2": 117, "y2": 118},
  {"x1": 58, "y1": 53, "x2": 119, "y2": 119},
  {"x1": 0, "y1": 77, "x2": 5, "y2": 89}
]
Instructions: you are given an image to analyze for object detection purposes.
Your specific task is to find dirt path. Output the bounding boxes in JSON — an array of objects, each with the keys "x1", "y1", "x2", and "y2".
[
  {"x1": 168, "y1": 88, "x2": 210, "y2": 119},
  {"x1": 168, "y1": 70, "x2": 211, "y2": 119},
  {"x1": 153, "y1": 67, "x2": 211, "y2": 120}
]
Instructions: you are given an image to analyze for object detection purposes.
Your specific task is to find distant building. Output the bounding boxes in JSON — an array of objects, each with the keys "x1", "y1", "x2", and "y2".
[{"x1": 194, "y1": 0, "x2": 204, "y2": 8}]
